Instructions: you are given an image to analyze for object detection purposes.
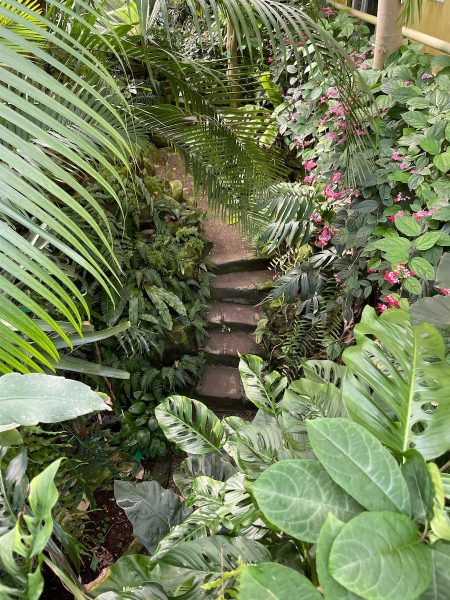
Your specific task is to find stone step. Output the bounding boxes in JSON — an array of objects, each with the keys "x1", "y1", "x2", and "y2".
[
  {"x1": 210, "y1": 255, "x2": 270, "y2": 274},
  {"x1": 205, "y1": 330, "x2": 261, "y2": 366},
  {"x1": 206, "y1": 302, "x2": 263, "y2": 330},
  {"x1": 211, "y1": 270, "x2": 271, "y2": 304},
  {"x1": 196, "y1": 365, "x2": 244, "y2": 408}
]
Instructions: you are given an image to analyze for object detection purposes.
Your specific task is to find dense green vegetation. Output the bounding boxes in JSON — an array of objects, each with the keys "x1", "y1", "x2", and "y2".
[{"x1": 0, "y1": 1, "x2": 449, "y2": 599}]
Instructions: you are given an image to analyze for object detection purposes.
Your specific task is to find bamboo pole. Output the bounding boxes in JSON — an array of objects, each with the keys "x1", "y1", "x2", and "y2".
[
  {"x1": 328, "y1": 0, "x2": 450, "y2": 55},
  {"x1": 373, "y1": 0, "x2": 403, "y2": 69}
]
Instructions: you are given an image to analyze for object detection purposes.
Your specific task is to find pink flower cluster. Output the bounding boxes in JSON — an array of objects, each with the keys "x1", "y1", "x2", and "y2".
[
  {"x1": 304, "y1": 159, "x2": 317, "y2": 172},
  {"x1": 439, "y1": 288, "x2": 450, "y2": 295},
  {"x1": 414, "y1": 209, "x2": 435, "y2": 220},
  {"x1": 384, "y1": 264, "x2": 415, "y2": 284},
  {"x1": 317, "y1": 225, "x2": 332, "y2": 247},
  {"x1": 390, "y1": 210, "x2": 404, "y2": 222},
  {"x1": 347, "y1": 50, "x2": 369, "y2": 68},
  {"x1": 320, "y1": 6, "x2": 334, "y2": 17},
  {"x1": 324, "y1": 184, "x2": 342, "y2": 200},
  {"x1": 393, "y1": 192, "x2": 410, "y2": 203},
  {"x1": 392, "y1": 151, "x2": 402, "y2": 162},
  {"x1": 310, "y1": 213, "x2": 322, "y2": 223},
  {"x1": 378, "y1": 294, "x2": 400, "y2": 312},
  {"x1": 421, "y1": 73, "x2": 433, "y2": 80}
]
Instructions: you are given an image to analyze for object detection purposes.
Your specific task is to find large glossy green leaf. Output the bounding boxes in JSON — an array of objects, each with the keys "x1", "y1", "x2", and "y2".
[
  {"x1": 252, "y1": 459, "x2": 363, "y2": 543},
  {"x1": 420, "y1": 541, "x2": 450, "y2": 599},
  {"x1": 343, "y1": 307, "x2": 450, "y2": 460},
  {"x1": 155, "y1": 396, "x2": 225, "y2": 454},
  {"x1": 114, "y1": 481, "x2": 191, "y2": 553},
  {"x1": 307, "y1": 419, "x2": 411, "y2": 514},
  {"x1": 329, "y1": 512, "x2": 432, "y2": 600},
  {"x1": 316, "y1": 515, "x2": 361, "y2": 600},
  {"x1": 89, "y1": 555, "x2": 157, "y2": 597},
  {"x1": 156, "y1": 536, "x2": 271, "y2": 599},
  {"x1": 0, "y1": 373, "x2": 110, "y2": 431},
  {"x1": 173, "y1": 453, "x2": 235, "y2": 497},
  {"x1": 239, "y1": 562, "x2": 322, "y2": 600},
  {"x1": 238, "y1": 354, "x2": 287, "y2": 417}
]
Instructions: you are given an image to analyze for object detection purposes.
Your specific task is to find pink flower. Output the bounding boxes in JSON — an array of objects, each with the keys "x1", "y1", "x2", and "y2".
[
  {"x1": 356, "y1": 129, "x2": 366, "y2": 136},
  {"x1": 304, "y1": 160, "x2": 317, "y2": 172},
  {"x1": 410, "y1": 169, "x2": 421, "y2": 175},
  {"x1": 421, "y1": 73, "x2": 433, "y2": 80},
  {"x1": 393, "y1": 192, "x2": 409, "y2": 203},
  {"x1": 390, "y1": 210, "x2": 405, "y2": 222},
  {"x1": 317, "y1": 226, "x2": 332, "y2": 247},
  {"x1": 268, "y1": 56, "x2": 274, "y2": 64},
  {"x1": 319, "y1": 95, "x2": 328, "y2": 105},
  {"x1": 439, "y1": 288, "x2": 450, "y2": 295},
  {"x1": 399, "y1": 162, "x2": 409, "y2": 170},
  {"x1": 384, "y1": 294, "x2": 400, "y2": 308},
  {"x1": 392, "y1": 151, "x2": 402, "y2": 162},
  {"x1": 384, "y1": 271, "x2": 400, "y2": 284},
  {"x1": 320, "y1": 7, "x2": 334, "y2": 17},
  {"x1": 331, "y1": 171, "x2": 342, "y2": 184},
  {"x1": 327, "y1": 132, "x2": 338, "y2": 140},
  {"x1": 310, "y1": 213, "x2": 322, "y2": 223},
  {"x1": 362, "y1": 64, "x2": 370, "y2": 70},
  {"x1": 378, "y1": 303, "x2": 388, "y2": 313},
  {"x1": 414, "y1": 209, "x2": 436, "y2": 220},
  {"x1": 304, "y1": 175, "x2": 315, "y2": 184},
  {"x1": 323, "y1": 184, "x2": 342, "y2": 200}
]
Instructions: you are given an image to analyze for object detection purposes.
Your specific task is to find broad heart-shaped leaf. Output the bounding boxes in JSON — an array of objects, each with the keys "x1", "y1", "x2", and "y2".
[
  {"x1": 395, "y1": 215, "x2": 421, "y2": 237},
  {"x1": 156, "y1": 536, "x2": 270, "y2": 599},
  {"x1": 401, "y1": 450, "x2": 434, "y2": 524},
  {"x1": 0, "y1": 373, "x2": 110, "y2": 431},
  {"x1": 419, "y1": 135, "x2": 441, "y2": 156},
  {"x1": 114, "y1": 481, "x2": 192, "y2": 553},
  {"x1": 329, "y1": 512, "x2": 432, "y2": 600},
  {"x1": 155, "y1": 396, "x2": 225, "y2": 454},
  {"x1": 89, "y1": 554, "x2": 157, "y2": 597},
  {"x1": 239, "y1": 563, "x2": 322, "y2": 600},
  {"x1": 342, "y1": 307, "x2": 450, "y2": 460},
  {"x1": 409, "y1": 257, "x2": 435, "y2": 281},
  {"x1": 173, "y1": 453, "x2": 235, "y2": 497},
  {"x1": 419, "y1": 541, "x2": 450, "y2": 599},
  {"x1": 252, "y1": 459, "x2": 363, "y2": 543},
  {"x1": 307, "y1": 419, "x2": 411, "y2": 515},
  {"x1": 433, "y1": 151, "x2": 450, "y2": 174},
  {"x1": 411, "y1": 295, "x2": 450, "y2": 326},
  {"x1": 316, "y1": 515, "x2": 362, "y2": 600},
  {"x1": 238, "y1": 354, "x2": 287, "y2": 417},
  {"x1": 436, "y1": 253, "x2": 450, "y2": 288}
]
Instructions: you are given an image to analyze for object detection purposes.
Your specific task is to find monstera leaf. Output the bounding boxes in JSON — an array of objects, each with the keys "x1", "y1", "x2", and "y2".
[
  {"x1": 343, "y1": 307, "x2": 450, "y2": 460},
  {"x1": 0, "y1": 373, "x2": 110, "y2": 431},
  {"x1": 155, "y1": 396, "x2": 225, "y2": 454}
]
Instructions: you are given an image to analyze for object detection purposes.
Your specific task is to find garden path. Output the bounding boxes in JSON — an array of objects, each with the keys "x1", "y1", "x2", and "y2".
[{"x1": 152, "y1": 149, "x2": 271, "y2": 410}]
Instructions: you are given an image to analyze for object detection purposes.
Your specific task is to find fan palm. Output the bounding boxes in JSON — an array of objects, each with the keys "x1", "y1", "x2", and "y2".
[{"x1": 0, "y1": 0, "x2": 370, "y2": 376}]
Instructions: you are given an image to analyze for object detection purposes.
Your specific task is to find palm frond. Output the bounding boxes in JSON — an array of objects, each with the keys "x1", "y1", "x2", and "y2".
[{"x1": 0, "y1": 0, "x2": 135, "y2": 373}]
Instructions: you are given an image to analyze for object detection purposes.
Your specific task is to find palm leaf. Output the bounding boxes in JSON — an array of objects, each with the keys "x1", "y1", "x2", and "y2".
[{"x1": 0, "y1": 0, "x2": 135, "y2": 373}]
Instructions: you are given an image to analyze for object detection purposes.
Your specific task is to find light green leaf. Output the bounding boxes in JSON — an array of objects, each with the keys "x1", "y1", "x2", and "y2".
[
  {"x1": 402, "y1": 111, "x2": 429, "y2": 129},
  {"x1": 395, "y1": 215, "x2": 421, "y2": 237},
  {"x1": 252, "y1": 459, "x2": 363, "y2": 543},
  {"x1": 419, "y1": 136, "x2": 441, "y2": 156},
  {"x1": 415, "y1": 232, "x2": 442, "y2": 250},
  {"x1": 372, "y1": 236, "x2": 410, "y2": 265},
  {"x1": 330, "y1": 512, "x2": 431, "y2": 600},
  {"x1": 433, "y1": 151, "x2": 450, "y2": 174},
  {"x1": 239, "y1": 563, "x2": 322, "y2": 600},
  {"x1": 0, "y1": 373, "x2": 110, "y2": 431},
  {"x1": 343, "y1": 307, "x2": 450, "y2": 460},
  {"x1": 428, "y1": 463, "x2": 450, "y2": 542},
  {"x1": 155, "y1": 396, "x2": 225, "y2": 455},
  {"x1": 403, "y1": 276, "x2": 423, "y2": 295},
  {"x1": 316, "y1": 515, "x2": 361, "y2": 600},
  {"x1": 114, "y1": 481, "x2": 192, "y2": 553},
  {"x1": 307, "y1": 419, "x2": 410, "y2": 514},
  {"x1": 436, "y1": 252, "x2": 450, "y2": 288},
  {"x1": 409, "y1": 257, "x2": 435, "y2": 281}
]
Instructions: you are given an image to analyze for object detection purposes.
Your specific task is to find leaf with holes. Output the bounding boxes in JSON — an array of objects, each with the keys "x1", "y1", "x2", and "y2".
[
  {"x1": 329, "y1": 512, "x2": 431, "y2": 600},
  {"x1": 307, "y1": 419, "x2": 410, "y2": 514},
  {"x1": 343, "y1": 307, "x2": 450, "y2": 460},
  {"x1": 155, "y1": 396, "x2": 225, "y2": 455},
  {"x1": 252, "y1": 459, "x2": 363, "y2": 542}
]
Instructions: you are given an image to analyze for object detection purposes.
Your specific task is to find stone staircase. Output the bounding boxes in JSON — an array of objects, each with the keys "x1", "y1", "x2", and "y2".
[{"x1": 196, "y1": 250, "x2": 271, "y2": 409}]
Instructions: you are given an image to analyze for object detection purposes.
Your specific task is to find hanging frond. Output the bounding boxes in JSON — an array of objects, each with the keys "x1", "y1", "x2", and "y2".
[{"x1": 0, "y1": 0, "x2": 135, "y2": 374}]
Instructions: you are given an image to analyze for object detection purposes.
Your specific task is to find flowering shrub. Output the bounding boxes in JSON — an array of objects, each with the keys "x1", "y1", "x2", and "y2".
[{"x1": 272, "y1": 12, "x2": 450, "y2": 327}]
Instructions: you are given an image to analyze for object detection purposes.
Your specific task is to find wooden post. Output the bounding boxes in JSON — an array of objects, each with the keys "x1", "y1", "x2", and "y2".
[
  {"x1": 373, "y1": 0, "x2": 403, "y2": 69},
  {"x1": 226, "y1": 19, "x2": 239, "y2": 107}
]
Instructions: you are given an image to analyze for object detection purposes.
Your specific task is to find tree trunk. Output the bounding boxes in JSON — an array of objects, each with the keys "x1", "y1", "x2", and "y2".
[
  {"x1": 373, "y1": 0, "x2": 403, "y2": 70},
  {"x1": 226, "y1": 19, "x2": 239, "y2": 107}
]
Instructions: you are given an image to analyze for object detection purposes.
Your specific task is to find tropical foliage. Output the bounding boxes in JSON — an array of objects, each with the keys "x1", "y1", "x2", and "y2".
[{"x1": 89, "y1": 308, "x2": 450, "y2": 600}]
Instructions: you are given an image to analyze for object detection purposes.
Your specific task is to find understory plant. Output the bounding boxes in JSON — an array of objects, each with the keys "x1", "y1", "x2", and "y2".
[
  {"x1": 90, "y1": 307, "x2": 450, "y2": 600},
  {"x1": 258, "y1": 8, "x2": 450, "y2": 371}
]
